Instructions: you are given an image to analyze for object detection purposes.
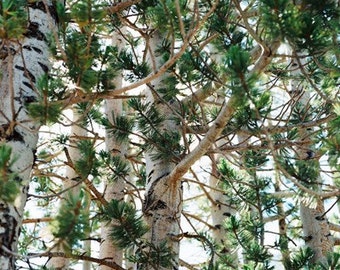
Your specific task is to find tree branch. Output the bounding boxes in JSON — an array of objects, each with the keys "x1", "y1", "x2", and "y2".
[
  {"x1": 168, "y1": 96, "x2": 238, "y2": 183},
  {"x1": 28, "y1": 252, "x2": 126, "y2": 270}
]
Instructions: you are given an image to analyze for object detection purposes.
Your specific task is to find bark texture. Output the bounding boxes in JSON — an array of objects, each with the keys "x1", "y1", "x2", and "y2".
[
  {"x1": 48, "y1": 108, "x2": 87, "y2": 269},
  {"x1": 100, "y1": 35, "x2": 126, "y2": 267},
  {"x1": 288, "y1": 53, "x2": 333, "y2": 264},
  {"x1": 0, "y1": 2, "x2": 56, "y2": 268},
  {"x1": 140, "y1": 30, "x2": 182, "y2": 270},
  {"x1": 210, "y1": 160, "x2": 238, "y2": 265}
]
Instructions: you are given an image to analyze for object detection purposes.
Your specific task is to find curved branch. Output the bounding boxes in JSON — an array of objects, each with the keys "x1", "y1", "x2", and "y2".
[
  {"x1": 28, "y1": 251, "x2": 125, "y2": 270},
  {"x1": 168, "y1": 96, "x2": 238, "y2": 183}
]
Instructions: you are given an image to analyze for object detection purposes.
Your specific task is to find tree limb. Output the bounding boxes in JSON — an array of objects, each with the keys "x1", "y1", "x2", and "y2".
[{"x1": 28, "y1": 252, "x2": 126, "y2": 270}]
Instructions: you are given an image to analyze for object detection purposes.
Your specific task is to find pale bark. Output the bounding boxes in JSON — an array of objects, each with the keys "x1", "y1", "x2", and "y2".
[
  {"x1": 207, "y1": 43, "x2": 238, "y2": 265},
  {"x1": 48, "y1": 108, "x2": 87, "y2": 269},
  {"x1": 209, "y1": 157, "x2": 238, "y2": 265},
  {"x1": 140, "y1": 30, "x2": 182, "y2": 270},
  {"x1": 100, "y1": 99, "x2": 125, "y2": 268},
  {"x1": 100, "y1": 33, "x2": 126, "y2": 267},
  {"x1": 0, "y1": 1, "x2": 57, "y2": 268},
  {"x1": 288, "y1": 52, "x2": 333, "y2": 264}
]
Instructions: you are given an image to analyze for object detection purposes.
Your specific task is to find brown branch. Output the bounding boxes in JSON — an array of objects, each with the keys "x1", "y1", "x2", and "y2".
[
  {"x1": 28, "y1": 251, "x2": 126, "y2": 270},
  {"x1": 334, "y1": 238, "x2": 340, "y2": 246},
  {"x1": 22, "y1": 217, "x2": 53, "y2": 224},
  {"x1": 329, "y1": 222, "x2": 340, "y2": 233},
  {"x1": 106, "y1": 0, "x2": 141, "y2": 14},
  {"x1": 84, "y1": 178, "x2": 108, "y2": 206},
  {"x1": 179, "y1": 259, "x2": 200, "y2": 270},
  {"x1": 168, "y1": 96, "x2": 238, "y2": 183},
  {"x1": 182, "y1": 211, "x2": 215, "y2": 230},
  {"x1": 58, "y1": 0, "x2": 220, "y2": 108}
]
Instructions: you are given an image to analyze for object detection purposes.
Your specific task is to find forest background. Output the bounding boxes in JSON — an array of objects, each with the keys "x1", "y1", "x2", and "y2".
[{"x1": 0, "y1": 0, "x2": 339, "y2": 269}]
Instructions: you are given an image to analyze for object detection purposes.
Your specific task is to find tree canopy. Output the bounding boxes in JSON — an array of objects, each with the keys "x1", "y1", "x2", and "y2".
[{"x1": 0, "y1": 0, "x2": 339, "y2": 269}]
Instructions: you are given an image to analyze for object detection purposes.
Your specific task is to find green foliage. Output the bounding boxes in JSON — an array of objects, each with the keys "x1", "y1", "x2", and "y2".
[
  {"x1": 225, "y1": 214, "x2": 273, "y2": 268},
  {"x1": 218, "y1": 157, "x2": 283, "y2": 269},
  {"x1": 99, "y1": 150, "x2": 130, "y2": 182},
  {"x1": 324, "y1": 114, "x2": 340, "y2": 169},
  {"x1": 74, "y1": 140, "x2": 101, "y2": 178},
  {"x1": 127, "y1": 98, "x2": 184, "y2": 160},
  {"x1": 27, "y1": 75, "x2": 63, "y2": 124},
  {"x1": 32, "y1": 175, "x2": 50, "y2": 194},
  {"x1": 104, "y1": 112, "x2": 135, "y2": 143},
  {"x1": 99, "y1": 46, "x2": 121, "y2": 90},
  {"x1": 157, "y1": 76, "x2": 179, "y2": 101},
  {"x1": 283, "y1": 247, "x2": 315, "y2": 270},
  {"x1": 136, "y1": 165, "x2": 147, "y2": 187},
  {"x1": 0, "y1": 144, "x2": 19, "y2": 202},
  {"x1": 225, "y1": 45, "x2": 251, "y2": 76},
  {"x1": 75, "y1": 102, "x2": 103, "y2": 126},
  {"x1": 100, "y1": 199, "x2": 175, "y2": 268},
  {"x1": 14, "y1": 0, "x2": 340, "y2": 269},
  {"x1": 0, "y1": 0, "x2": 26, "y2": 39},
  {"x1": 70, "y1": 1, "x2": 107, "y2": 29},
  {"x1": 132, "y1": 241, "x2": 175, "y2": 269},
  {"x1": 51, "y1": 190, "x2": 90, "y2": 252},
  {"x1": 117, "y1": 50, "x2": 150, "y2": 82},
  {"x1": 260, "y1": 0, "x2": 339, "y2": 51},
  {"x1": 318, "y1": 252, "x2": 340, "y2": 270},
  {"x1": 206, "y1": 0, "x2": 232, "y2": 36},
  {"x1": 148, "y1": 129, "x2": 183, "y2": 161},
  {"x1": 65, "y1": 31, "x2": 101, "y2": 91},
  {"x1": 244, "y1": 150, "x2": 269, "y2": 171},
  {"x1": 128, "y1": 98, "x2": 164, "y2": 132},
  {"x1": 223, "y1": 45, "x2": 255, "y2": 105},
  {"x1": 144, "y1": 0, "x2": 189, "y2": 36},
  {"x1": 101, "y1": 199, "x2": 148, "y2": 249}
]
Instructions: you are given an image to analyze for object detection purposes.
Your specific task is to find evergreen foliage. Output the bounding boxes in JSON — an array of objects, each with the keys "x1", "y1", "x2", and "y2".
[
  {"x1": 28, "y1": 75, "x2": 63, "y2": 124},
  {"x1": 0, "y1": 144, "x2": 19, "y2": 202},
  {"x1": 51, "y1": 190, "x2": 90, "y2": 252},
  {"x1": 0, "y1": 0, "x2": 27, "y2": 39},
  {"x1": 0, "y1": 0, "x2": 339, "y2": 269},
  {"x1": 101, "y1": 199, "x2": 148, "y2": 249}
]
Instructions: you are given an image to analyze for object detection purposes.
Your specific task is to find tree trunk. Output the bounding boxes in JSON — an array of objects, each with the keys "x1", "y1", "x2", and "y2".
[
  {"x1": 288, "y1": 52, "x2": 333, "y2": 265},
  {"x1": 0, "y1": 1, "x2": 57, "y2": 268},
  {"x1": 48, "y1": 107, "x2": 87, "y2": 269},
  {"x1": 140, "y1": 30, "x2": 182, "y2": 270},
  {"x1": 100, "y1": 41, "x2": 125, "y2": 268},
  {"x1": 210, "y1": 154, "x2": 238, "y2": 266}
]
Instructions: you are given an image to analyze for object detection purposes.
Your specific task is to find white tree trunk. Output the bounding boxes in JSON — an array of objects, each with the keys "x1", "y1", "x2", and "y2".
[
  {"x1": 100, "y1": 62, "x2": 125, "y2": 269},
  {"x1": 209, "y1": 156, "x2": 238, "y2": 265},
  {"x1": 48, "y1": 107, "x2": 87, "y2": 269},
  {"x1": 140, "y1": 30, "x2": 182, "y2": 270},
  {"x1": 0, "y1": 1, "x2": 56, "y2": 268},
  {"x1": 288, "y1": 52, "x2": 333, "y2": 264}
]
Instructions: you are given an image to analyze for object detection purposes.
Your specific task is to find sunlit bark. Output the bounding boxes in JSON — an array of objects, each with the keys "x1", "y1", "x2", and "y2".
[
  {"x1": 288, "y1": 52, "x2": 333, "y2": 264},
  {"x1": 48, "y1": 108, "x2": 87, "y2": 270},
  {"x1": 100, "y1": 31, "x2": 126, "y2": 267},
  {"x1": 209, "y1": 156, "x2": 238, "y2": 266},
  {"x1": 0, "y1": 1, "x2": 57, "y2": 268},
  {"x1": 141, "y1": 30, "x2": 182, "y2": 270}
]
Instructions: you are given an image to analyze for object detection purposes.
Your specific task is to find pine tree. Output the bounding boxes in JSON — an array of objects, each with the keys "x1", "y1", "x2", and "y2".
[
  {"x1": 100, "y1": 28, "x2": 126, "y2": 269},
  {"x1": 0, "y1": 1, "x2": 339, "y2": 269}
]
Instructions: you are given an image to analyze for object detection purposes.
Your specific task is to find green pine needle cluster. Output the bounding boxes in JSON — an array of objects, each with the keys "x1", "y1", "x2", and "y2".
[
  {"x1": 101, "y1": 199, "x2": 148, "y2": 249},
  {"x1": 27, "y1": 75, "x2": 63, "y2": 124},
  {"x1": 0, "y1": 0, "x2": 27, "y2": 39},
  {"x1": 99, "y1": 151, "x2": 130, "y2": 182},
  {"x1": 75, "y1": 140, "x2": 100, "y2": 179},
  {"x1": 0, "y1": 144, "x2": 19, "y2": 202},
  {"x1": 51, "y1": 190, "x2": 90, "y2": 252}
]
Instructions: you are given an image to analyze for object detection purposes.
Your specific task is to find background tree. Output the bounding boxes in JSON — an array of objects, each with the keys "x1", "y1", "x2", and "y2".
[{"x1": 0, "y1": 0, "x2": 339, "y2": 270}]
